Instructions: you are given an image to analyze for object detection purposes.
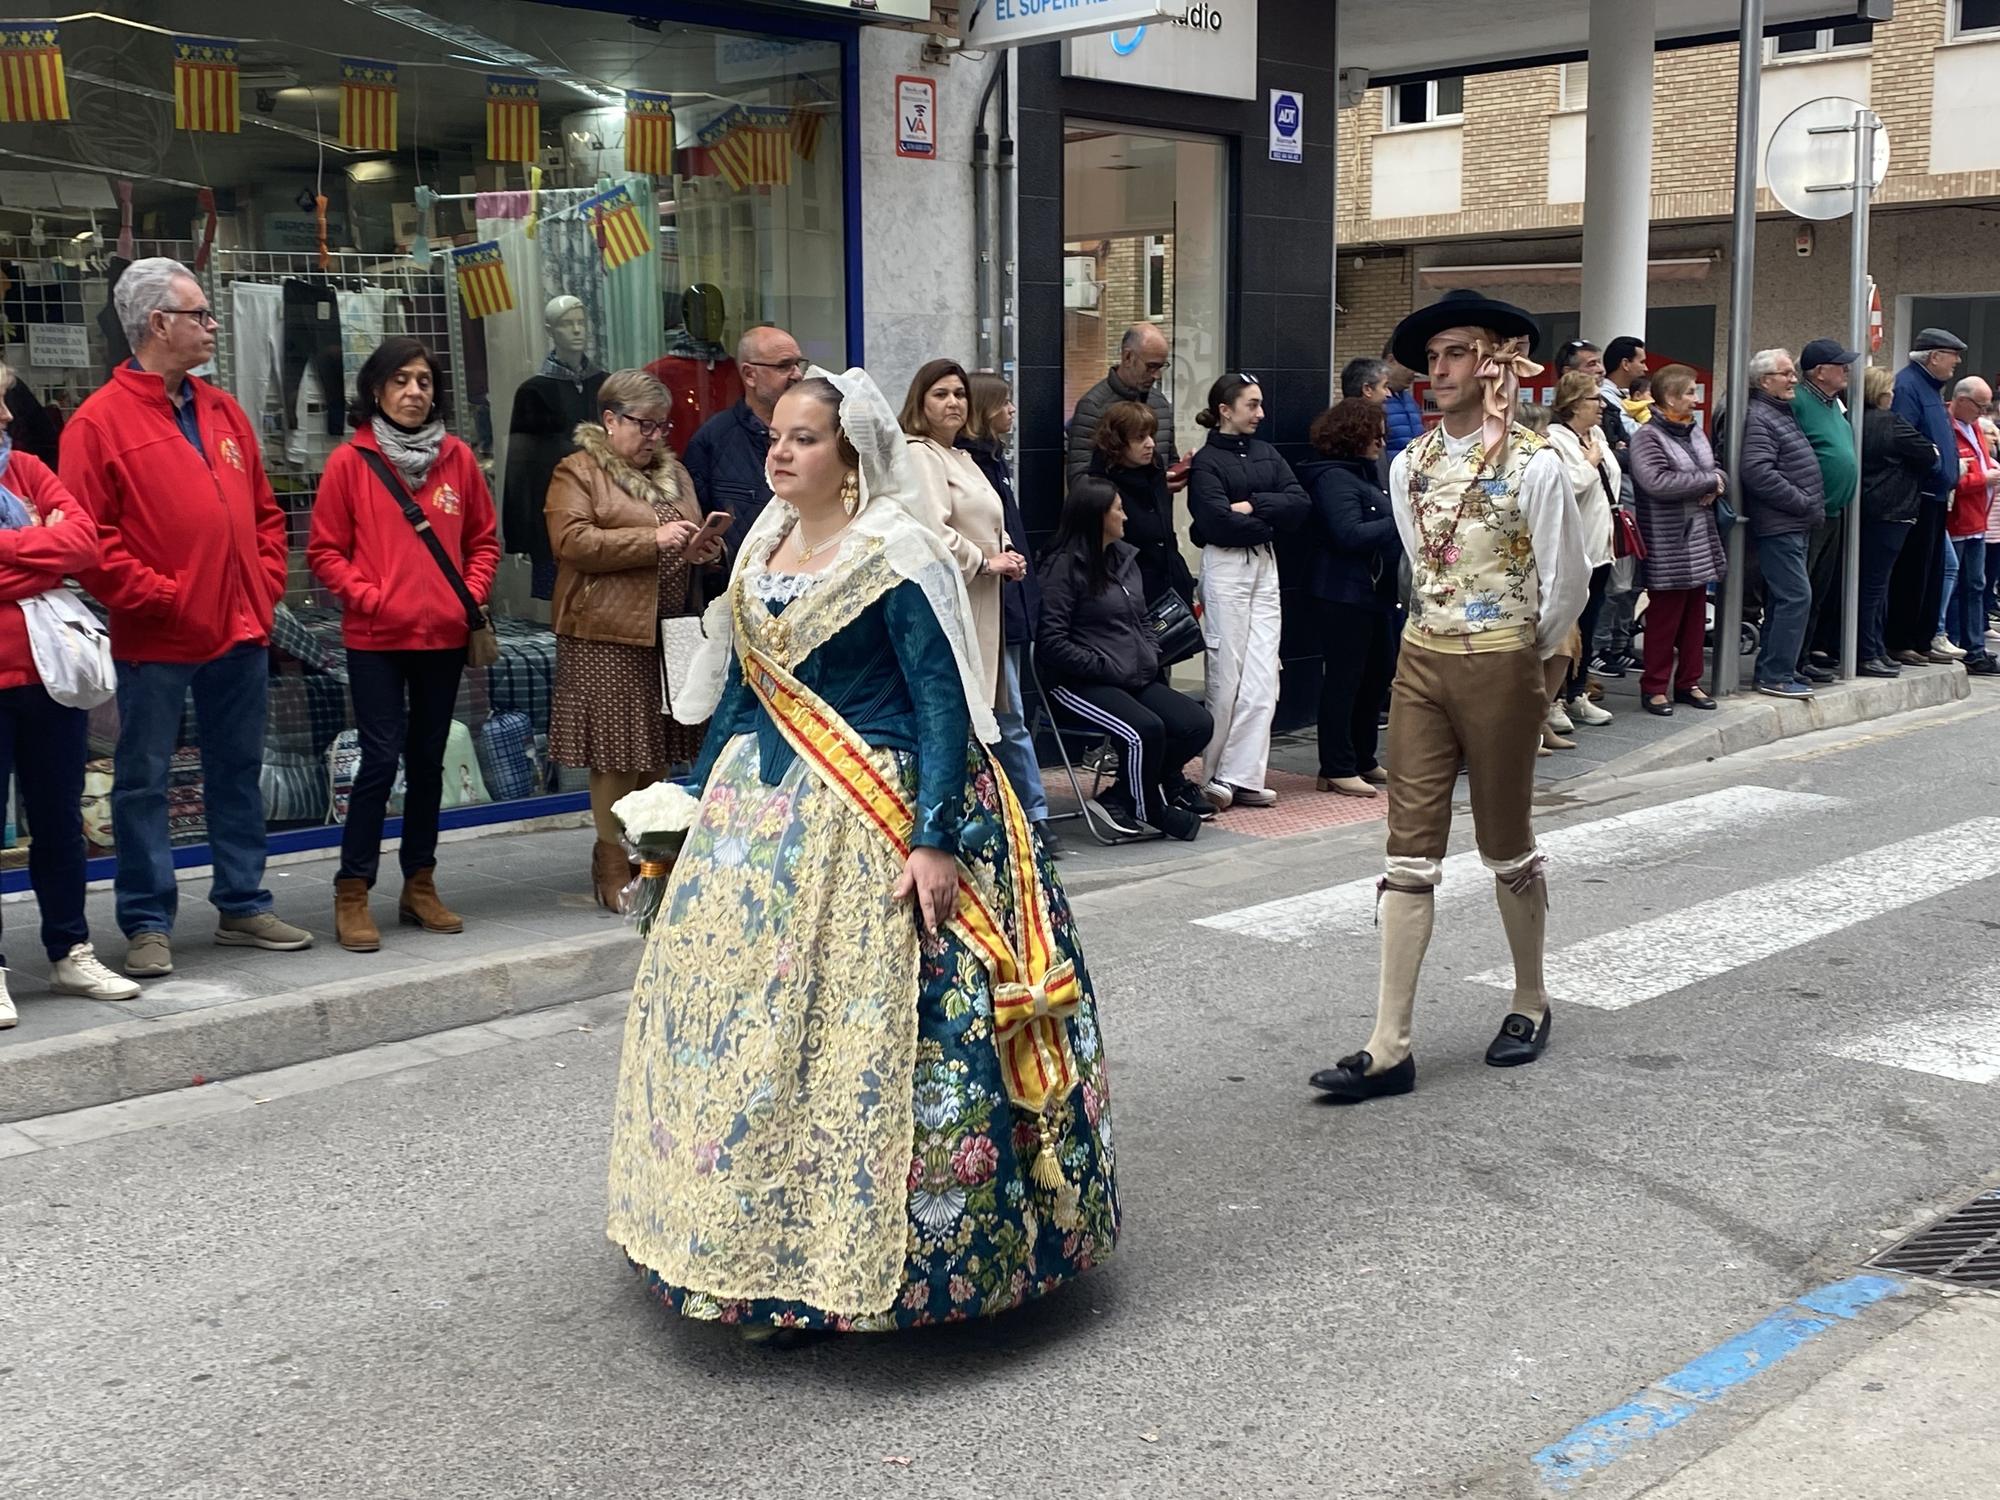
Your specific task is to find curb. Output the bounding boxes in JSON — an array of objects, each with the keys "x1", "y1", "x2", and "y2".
[
  {"x1": 1584, "y1": 663, "x2": 1970, "y2": 782},
  {"x1": 0, "y1": 929, "x2": 639, "y2": 1125}
]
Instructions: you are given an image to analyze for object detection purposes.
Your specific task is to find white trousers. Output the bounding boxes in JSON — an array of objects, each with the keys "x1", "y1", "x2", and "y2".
[
  {"x1": 1200, "y1": 544, "x2": 1283, "y2": 791},
  {"x1": 228, "y1": 282, "x2": 285, "y2": 443}
]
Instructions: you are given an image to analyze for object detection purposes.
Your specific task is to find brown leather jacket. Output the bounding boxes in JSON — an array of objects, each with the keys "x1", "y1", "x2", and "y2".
[{"x1": 545, "y1": 422, "x2": 702, "y2": 647}]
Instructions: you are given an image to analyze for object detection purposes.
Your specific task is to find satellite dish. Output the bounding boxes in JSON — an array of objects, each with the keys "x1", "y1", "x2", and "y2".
[{"x1": 1765, "y1": 96, "x2": 1888, "y2": 222}]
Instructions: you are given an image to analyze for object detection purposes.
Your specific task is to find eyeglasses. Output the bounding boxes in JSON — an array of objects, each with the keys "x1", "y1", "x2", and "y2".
[
  {"x1": 161, "y1": 306, "x2": 220, "y2": 330},
  {"x1": 611, "y1": 412, "x2": 670, "y2": 439},
  {"x1": 744, "y1": 357, "x2": 809, "y2": 374}
]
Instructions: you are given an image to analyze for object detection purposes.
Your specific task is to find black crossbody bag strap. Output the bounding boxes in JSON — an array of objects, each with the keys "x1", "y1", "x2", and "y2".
[{"x1": 357, "y1": 448, "x2": 484, "y2": 632}]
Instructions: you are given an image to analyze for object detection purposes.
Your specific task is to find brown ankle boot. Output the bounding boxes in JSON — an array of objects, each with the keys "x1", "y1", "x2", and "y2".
[
  {"x1": 593, "y1": 839, "x2": 630, "y2": 912},
  {"x1": 398, "y1": 867, "x2": 464, "y2": 934},
  {"x1": 334, "y1": 877, "x2": 381, "y2": 953}
]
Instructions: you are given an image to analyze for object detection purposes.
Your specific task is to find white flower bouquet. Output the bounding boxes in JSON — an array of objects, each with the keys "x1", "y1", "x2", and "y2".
[{"x1": 611, "y1": 780, "x2": 701, "y2": 934}]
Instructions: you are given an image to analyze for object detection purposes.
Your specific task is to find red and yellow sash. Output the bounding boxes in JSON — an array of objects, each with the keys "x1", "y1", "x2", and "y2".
[{"x1": 735, "y1": 634, "x2": 1081, "y2": 1121}]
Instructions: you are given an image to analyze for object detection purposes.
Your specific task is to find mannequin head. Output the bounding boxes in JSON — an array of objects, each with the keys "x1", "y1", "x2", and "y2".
[{"x1": 545, "y1": 295, "x2": 589, "y2": 362}]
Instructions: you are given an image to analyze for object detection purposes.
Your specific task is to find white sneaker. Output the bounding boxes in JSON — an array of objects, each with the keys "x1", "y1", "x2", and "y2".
[
  {"x1": 1546, "y1": 702, "x2": 1577, "y2": 734},
  {"x1": 1201, "y1": 780, "x2": 1234, "y2": 811},
  {"x1": 1931, "y1": 633, "x2": 1967, "y2": 660},
  {"x1": 49, "y1": 943, "x2": 142, "y2": 1002},
  {"x1": 1568, "y1": 696, "x2": 1614, "y2": 726},
  {"x1": 1227, "y1": 784, "x2": 1279, "y2": 808},
  {"x1": 0, "y1": 969, "x2": 15, "y2": 1029}
]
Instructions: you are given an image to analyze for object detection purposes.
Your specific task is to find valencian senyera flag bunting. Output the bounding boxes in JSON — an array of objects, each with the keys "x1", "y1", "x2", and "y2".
[
  {"x1": 583, "y1": 183, "x2": 652, "y2": 272},
  {"x1": 339, "y1": 58, "x2": 398, "y2": 152},
  {"x1": 0, "y1": 24, "x2": 69, "y2": 123},
  {"x1": 485, "y1": 74, "x2": 540, "y2": 164},
  {"x1": 173, "y1": 35, "x2": 240, "y2": 134},
  {"x1": 710, "y1": 106, "x2": 794, "y2": 192},
  {"x1": 451, "y1": 240, "x2": 515, "y2": 320},
  {"x1": 624, "y1": 90, "x2": 675, "y2": 177}
]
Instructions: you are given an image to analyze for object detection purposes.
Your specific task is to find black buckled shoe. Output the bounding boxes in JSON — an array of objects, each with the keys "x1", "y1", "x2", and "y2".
[
  {"x1": 1308, "y1": 1051, "x2": 1417, "y2": 1103},
  {"x1": 1485, "y1": 1006, "x2": 1552, "y2": 1067}
]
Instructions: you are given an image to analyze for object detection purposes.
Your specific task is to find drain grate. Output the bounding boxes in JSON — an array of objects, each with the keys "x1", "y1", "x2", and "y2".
[{"x1": 1867, "y1": 1190, "x2": 2000, "y2": 1288}]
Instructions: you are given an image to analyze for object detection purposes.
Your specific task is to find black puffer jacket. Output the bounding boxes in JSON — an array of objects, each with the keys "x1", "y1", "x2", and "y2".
[
  {"x1": 1296, "y1": 456, "x2": 1402, "y2": 610},
  {"x1": 1861, "y1": 406, "x2": 1940, "y2": 526},
  {"x1": 1088, "y1": 449, "x2": 1196, "y2": 606},
  {"x1": 959, "y1": 435, "x2": 1042, "y2": 646},
  {"x1": 1739, "y1": 390, "x2": 1825, "y2": 538},
  {"x1": 1187, "y1": 431, "x2": 1310, "y2": 549},
  {"x1": 1036, "y1": 538, "x2": 1158, "y2": 692}
]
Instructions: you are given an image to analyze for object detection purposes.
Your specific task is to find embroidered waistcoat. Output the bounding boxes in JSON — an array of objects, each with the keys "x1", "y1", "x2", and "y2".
[{"x1": 1404, "y1": 423, "x2": 1546, "y2": 654}]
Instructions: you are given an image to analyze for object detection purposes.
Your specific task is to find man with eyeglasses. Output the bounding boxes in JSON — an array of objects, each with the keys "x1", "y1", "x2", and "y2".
[
  {"x1": 62, "y1": 256, "x2": 312, "y2": 980},
  {"x1": 683, "y1": 323, "x2": 806, "y2": 557},
  {"x1": 1066, "y1": 322, "x2": 1183, "y2": 490}
]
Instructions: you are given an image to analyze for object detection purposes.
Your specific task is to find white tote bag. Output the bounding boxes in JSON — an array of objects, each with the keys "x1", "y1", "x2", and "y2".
[
  {"x1": 659, "y1": 615, "x2": 706, "y2": 715},
  {"x1": 20, "y1": 588, "x2": 116, "y2": 709}
]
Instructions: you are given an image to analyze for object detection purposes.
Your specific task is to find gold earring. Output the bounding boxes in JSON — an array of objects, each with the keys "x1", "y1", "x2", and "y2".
[{"x1": 840, "y1": 469, "x2": 860, "y2": 518}]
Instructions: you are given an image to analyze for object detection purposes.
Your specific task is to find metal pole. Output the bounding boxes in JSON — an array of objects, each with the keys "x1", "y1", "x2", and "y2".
[
  {"x1": 1711, "y1": 0, "x2": 1763, "y2": 698},
  {"x1": 972, "y1": 57, "x2": 1003, "y2": 376},
  {"x1": 1329, "y1": 9, "x2": 1341, "y2": 405},
  {"x1": 1840, "y1": 109, "x2": 1874, "y2": 682}
]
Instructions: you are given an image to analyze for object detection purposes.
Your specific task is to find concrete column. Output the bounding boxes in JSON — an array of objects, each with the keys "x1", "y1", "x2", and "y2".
[{"x1": 1579, "y1": 0, "x2": 1655, "y2": 344}]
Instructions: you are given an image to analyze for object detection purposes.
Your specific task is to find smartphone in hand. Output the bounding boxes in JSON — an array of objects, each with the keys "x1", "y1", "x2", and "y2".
[{"x1": 694, "y1": 510, "x2": 733, "y2": 545}]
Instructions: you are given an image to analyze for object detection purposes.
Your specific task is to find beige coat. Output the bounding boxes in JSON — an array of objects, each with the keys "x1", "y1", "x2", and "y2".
[
  {"x1": 906, "y1": 436, "x2": 1009, "y2": 706},
  {"x1": 545, "y1": 423, "x2": 701, "y2": 647}
]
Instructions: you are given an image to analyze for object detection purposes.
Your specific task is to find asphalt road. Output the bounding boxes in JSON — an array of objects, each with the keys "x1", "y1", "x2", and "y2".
[{"x1": 8, "y1": 697, "x2": 2000, "y2": 1500}]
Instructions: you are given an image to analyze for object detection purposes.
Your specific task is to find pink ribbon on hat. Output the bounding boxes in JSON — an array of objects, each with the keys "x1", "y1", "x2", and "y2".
[{"x1": 1474, "y1": 334, "x2": 1542, "y2": 468}]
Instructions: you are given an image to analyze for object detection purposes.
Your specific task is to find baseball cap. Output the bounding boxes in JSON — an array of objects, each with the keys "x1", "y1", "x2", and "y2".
[{"x1": 1800, "y1": 338, "x2": 1859, "y2": 370}]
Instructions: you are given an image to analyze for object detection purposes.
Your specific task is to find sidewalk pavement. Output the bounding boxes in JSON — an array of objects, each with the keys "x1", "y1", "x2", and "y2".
[
  {"x1": 0, "y1": 659, "x2": 1973, "y2": 1124},
  {"x1": 1633, "y1": 1293, "x2": 2000, "y2": 1499}
]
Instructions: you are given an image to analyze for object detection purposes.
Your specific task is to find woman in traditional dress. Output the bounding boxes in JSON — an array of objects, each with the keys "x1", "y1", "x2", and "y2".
[
  {"x1": 606, "y1": 369, "x2": 1118, "y2": 1335},
  {"x1": 545, "y1": 369, "x2": 720, "y2": 909}
]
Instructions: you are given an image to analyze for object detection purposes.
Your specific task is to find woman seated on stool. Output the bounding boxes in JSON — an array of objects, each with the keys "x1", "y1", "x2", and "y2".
[{"x1": 1037, "y1": 477, "x2": 1211, "y2": 842}]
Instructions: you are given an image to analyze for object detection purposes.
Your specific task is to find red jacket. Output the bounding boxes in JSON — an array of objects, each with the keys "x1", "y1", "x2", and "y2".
[
  {"x1": 62, "y1": 365, "x2": 287, "y2": 664},
  {"x1": 306, "y1": 425, "x2": 500, "y2": 651},
  {"x1": 0, "y1": 450, "x2": 100, "y2": 691},
  {"x1": 1948, "y1": 419, "x2": 1996, "y2": 540}
]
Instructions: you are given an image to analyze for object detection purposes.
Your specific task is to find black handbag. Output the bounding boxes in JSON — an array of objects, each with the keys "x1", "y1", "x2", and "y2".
[{"x1": 1144, "y1": 587, "x2": 1204, "y2": 666}]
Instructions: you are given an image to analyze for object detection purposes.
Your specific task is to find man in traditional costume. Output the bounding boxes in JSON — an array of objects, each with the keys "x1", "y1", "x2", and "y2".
[{"x1": 1311, "y1": 291, "x2": 1587, "y2": 1103}]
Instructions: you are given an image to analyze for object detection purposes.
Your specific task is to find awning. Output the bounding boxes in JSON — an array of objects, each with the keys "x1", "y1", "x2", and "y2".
[{"x1": 1417, "y1": 257, "x2": 1720, "y2": 288}]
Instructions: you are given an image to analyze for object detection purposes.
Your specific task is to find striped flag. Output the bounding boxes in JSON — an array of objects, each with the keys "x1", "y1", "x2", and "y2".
[
  {"x1": 173, "y1": 35, "x2": 240, "y2": 134},
  {"x1": 338, "y1": 58, "x2": 398, "y2": 152},
  {"x1": 624, "y1": 90, "x2": 675, "y2": 177},
  {"x1": 451, "y1": 240, "x2": 516, "y2": 320},
  {"x1": 0, "y1": 24, "x2": 69, "y2": 123},
  {"x1": 583, "y1": 183, "x2": 651, "y2": 272},
  {"x1": 690, "y1": 107, "x2": 742, "y2": 183},
  {"x1": 713, "y1": 106, "x2": 793, "y2": 191},
  {"x1": 790, "y1": 104, "x2": 822, "y2": 165},
  {"x1": 485, "y1": 75, "x2": 540, "y2": 164}
]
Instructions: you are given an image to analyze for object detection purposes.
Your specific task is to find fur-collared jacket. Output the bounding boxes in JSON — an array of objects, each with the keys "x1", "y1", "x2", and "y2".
[{"x1": 545, "y1": 421, "x2": 702, "y2": 646}]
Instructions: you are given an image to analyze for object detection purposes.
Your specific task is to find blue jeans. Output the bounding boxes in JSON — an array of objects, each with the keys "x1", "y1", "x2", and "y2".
[
  {"x1": 111, "y1": 642, "x2": 272, "y2": 936},
  {"x1": 992, "y1": 644, "x2": 1050, "y2": 825},
  {"x1": 1949, "y1": 536, "x2": 1988, "y2": 654},
  {"x1": 1937, "y1": 523, "x2": 1960, "y2": 639},
  {"x1": 1754, "y1": 530, "x2": 1812, "y2": 688},
  {"x1": 1858, "y1": 520, "x2": 1910, "y2": 663},
  {"x1": 0, "y1": 683, "x2": 90, "y2": 964}
]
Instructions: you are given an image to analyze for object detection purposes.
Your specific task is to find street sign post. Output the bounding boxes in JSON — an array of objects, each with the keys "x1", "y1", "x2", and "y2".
[{"x1": 1766, "y1": 96, "x2": 1886, "y2": 687}]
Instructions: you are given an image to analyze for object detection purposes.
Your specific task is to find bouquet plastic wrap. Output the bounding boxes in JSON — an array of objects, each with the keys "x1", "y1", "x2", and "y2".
[{"x1": 611, "y1": 780, "x2": 700, "y2": 935}]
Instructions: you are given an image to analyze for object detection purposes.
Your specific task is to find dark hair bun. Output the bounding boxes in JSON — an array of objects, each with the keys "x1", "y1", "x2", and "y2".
[{"x1": 1195, "y1": 408, "x2": 1218, "y2": 429}]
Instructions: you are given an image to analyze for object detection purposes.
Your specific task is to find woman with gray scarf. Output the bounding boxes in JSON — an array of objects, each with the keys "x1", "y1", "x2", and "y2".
[{"x1": 307, "y1": 337, "x2": 500, "y2": 953}]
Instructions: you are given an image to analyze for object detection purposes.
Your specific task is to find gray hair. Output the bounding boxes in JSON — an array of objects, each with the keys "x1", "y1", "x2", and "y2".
[
  {"x1": 1747, "y1": 348, "x2": 1792, "y2": 382},
  {"x1": 115, "y1": 256, "x2": 199, "y2": 351},
  {"x1": 736, "y1": 322, "x2": 791, "y2": 366},
  {"x1": 1120, "y1": 322, "x2": 1164, "y2": 355},
  {"x1": 1950, "y1": 376, "x2": 1993, "y2": 406},
  {"x1": 1341, "y1": 357, "x2": 1390, "y2": 399}
]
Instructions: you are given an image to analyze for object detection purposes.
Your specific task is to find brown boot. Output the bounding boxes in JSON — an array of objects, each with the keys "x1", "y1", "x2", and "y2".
[
  {"x1": 398, "y1": 867, "x2": 464, "y2": 934},
  {"x1": 334, "y1": 877, "x2": 381, "y2": 953},
  {"x1": 593, "y1": 839, "x2": 630, "y2": 912}
]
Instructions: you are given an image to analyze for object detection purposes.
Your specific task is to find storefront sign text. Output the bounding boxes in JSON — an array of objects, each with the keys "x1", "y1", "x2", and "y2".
[
  {"x1": 1062, "y1": 0, "x2": 1257, "y2": 101},
  {"x1": 26, "y1": 321, "x2": 89, "y2": 369},
  {"x1": 963, "y1": 0, "x2": 1171, "y2": 50}
]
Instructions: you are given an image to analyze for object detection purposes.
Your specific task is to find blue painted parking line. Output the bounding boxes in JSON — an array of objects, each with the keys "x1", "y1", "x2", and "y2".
[{"x1": 1531, "y1": 1274, "x2": 1906, "y2": 1492}]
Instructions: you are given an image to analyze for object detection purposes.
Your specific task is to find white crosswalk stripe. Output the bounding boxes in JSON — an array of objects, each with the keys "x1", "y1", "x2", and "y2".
[
  {"x1": 1822, "y1": 966, "x2": 2000, "y2": 1084},
  {"x1": 1193, "y1": 785, "x2": 1838, "y2": 947},
  {"x1": 1470, "y1": 818, "x2": 2000, "y2": 1011}
]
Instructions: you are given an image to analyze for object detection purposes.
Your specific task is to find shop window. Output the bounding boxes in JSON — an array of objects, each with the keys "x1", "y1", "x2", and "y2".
[
  {"x1": 3, "y1": 2, "x2": 847, "y2": 848},
  {"x1": 1766, "y1": 23, "x2": 1874, "y2": 58},
  {"x1": 1144, "y1": 237, "x2": 1168, "y2": 321},
  {"x1": 1954, "y1": 0, "x2": 2000, "y2": 37},
  {"x1": 1386, "y1": 76, "x2": 1464, "y2": 129}
]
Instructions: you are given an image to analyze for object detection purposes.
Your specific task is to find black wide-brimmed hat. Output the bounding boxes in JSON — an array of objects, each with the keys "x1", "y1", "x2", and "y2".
[{"x1": 1390, "y1": 290, "x2": 1541, "y2": 373}]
